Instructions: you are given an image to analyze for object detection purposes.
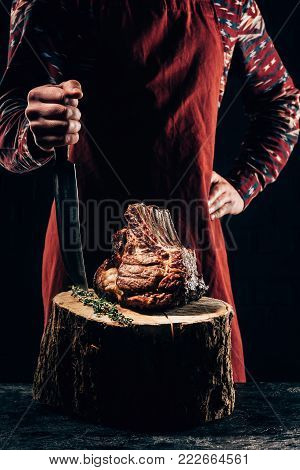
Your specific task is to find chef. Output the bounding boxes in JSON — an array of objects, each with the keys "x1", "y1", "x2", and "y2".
[{"x1": 0, "y1": 0, "x2": 299, "y2": 383}]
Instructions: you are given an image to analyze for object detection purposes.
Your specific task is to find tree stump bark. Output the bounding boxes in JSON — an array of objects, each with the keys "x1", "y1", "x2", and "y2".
[{"x1": 33, "y1": 291, "x2": 235, "y2": 430}]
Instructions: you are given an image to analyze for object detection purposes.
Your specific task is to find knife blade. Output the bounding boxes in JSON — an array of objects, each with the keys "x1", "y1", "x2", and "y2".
[{"x1": 54, "y1": 145, "x2": 88, "y2": 290}]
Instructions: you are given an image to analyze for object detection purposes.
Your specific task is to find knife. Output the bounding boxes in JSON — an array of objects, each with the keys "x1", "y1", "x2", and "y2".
[{"x1": 54, "y1": 145, "x2": 88, "y2": 290}]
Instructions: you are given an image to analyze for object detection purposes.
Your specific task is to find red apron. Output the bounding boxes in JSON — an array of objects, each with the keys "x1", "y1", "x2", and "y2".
[{"x1": 42, "y1": 0, "x2": 246, "y2": 382}]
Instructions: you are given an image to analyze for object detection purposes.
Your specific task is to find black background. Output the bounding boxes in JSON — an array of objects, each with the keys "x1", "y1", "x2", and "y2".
[{"x1": 0, "y1": 0, "x2": 299, "y2": 382}]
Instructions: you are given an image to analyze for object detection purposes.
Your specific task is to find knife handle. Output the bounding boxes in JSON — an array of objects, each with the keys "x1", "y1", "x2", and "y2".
[{"x1": 54, "y1": 145, "x2": 70, "y2": 167}]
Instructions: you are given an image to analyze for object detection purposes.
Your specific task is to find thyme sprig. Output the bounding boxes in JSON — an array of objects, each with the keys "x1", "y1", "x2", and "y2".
[{"x1": 71, "y1": 286, "x2": 133, "y2": 327}]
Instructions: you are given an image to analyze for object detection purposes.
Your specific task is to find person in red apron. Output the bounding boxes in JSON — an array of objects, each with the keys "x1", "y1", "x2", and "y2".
[{"x1": 0, "y1": 0, "x2": 299, "y2": 383}]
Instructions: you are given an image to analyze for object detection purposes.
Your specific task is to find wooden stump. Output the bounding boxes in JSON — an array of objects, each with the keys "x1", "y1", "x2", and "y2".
[{"x1": 33, "y1": 291, "x2": 235, "y2": 430}]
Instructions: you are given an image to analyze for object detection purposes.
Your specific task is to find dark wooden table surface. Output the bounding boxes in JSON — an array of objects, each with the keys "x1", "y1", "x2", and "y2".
[{"x1": 0, "y1": 383, "x2": 299, "y2": 450}]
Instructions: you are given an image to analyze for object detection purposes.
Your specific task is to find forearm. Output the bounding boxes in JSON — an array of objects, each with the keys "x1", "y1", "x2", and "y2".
[
  {"x1": 227, "y1": 82, "x2": 300, "y2": 207},
  {"x1": 226, "y1": 0, "x2": 300, "y2": 208}
]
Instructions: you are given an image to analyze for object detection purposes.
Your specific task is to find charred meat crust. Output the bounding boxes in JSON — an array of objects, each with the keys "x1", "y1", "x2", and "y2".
[{"x1": 94, "y1": 203, "x2": 207, "y2": 310}]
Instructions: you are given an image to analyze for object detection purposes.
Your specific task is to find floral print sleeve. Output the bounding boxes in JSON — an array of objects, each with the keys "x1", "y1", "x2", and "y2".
[{"x1": 214, "y1": 0, "x2": 300, "y2": 208}]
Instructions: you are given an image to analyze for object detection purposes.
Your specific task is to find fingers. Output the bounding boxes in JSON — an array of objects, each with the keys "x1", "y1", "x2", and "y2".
[
  {"x1": 28, "y1": 83, "x2": 83, "y2": 104},
  {"x1": 211, "y1": 203, "x2": 231, "y2": 220},
  {"x1": 60, "y1": 80, "x2": 83, "y2": 100},
  {"x1": 30, "y1": 118, "x2": 80, "y2": 151},
  {"x1": 64, "y1": 97, "x2": 79, "y2": 107},
  {"x1": 33, "y1": 133, "x2": 79, "y2": 151},
  {"x1": 26, "y1": 80, "x2": 83, "y2": 152},
  {"x1": 26, "y1": 104, "x2": 81, "y2": 121},
  {"x1": 209, "y1": 193, "x2": 232, "y2": 219},
  {"x1": 208, "y1": 172, "x2": 245, "y2": 219},
  {"x1": 30, "y1": 119, "x2": 81, "y2": 136},
  {"x1": 66, "y1": 119, "x2": 81, "y2": 134},
  {"x1": 208, "y1": 182, "x2": 227, "y2": 207},
  {"x1": 28, "y1": 86, "x2": 65, "y2": 104},
  {"x1": 209, "y1": 171, "x2": 227, "y2": 208},
  {"x1": 210, "y1": 170, "x2": 221, "y2": 185}
]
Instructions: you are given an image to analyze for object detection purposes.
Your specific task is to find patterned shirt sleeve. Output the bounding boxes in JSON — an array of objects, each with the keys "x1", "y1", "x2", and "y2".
[
  {"x1": 0, "y1": 0, "x2": 69, "y2": 173},
  {"x1": 222, "y1": 0, "x2": 300, "y2": 208}
]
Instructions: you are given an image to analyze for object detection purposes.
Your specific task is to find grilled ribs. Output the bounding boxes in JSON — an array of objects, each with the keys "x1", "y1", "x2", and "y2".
[{"x1": 94, "y1": 203, "x2": 207, "y2": 310}]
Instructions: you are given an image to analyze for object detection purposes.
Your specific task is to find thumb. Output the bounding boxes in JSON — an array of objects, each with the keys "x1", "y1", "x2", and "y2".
[
  {"x1": 210, "y1": 171, "x2": 221, "y2": 185},
  {"x1": 59, "y1": 80, "x2": 83, "y2": 100}
]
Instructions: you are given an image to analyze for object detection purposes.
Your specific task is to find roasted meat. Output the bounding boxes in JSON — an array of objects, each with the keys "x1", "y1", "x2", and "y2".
[{"x1": 94, "y1": 203, "x2": 207, "y2": 310}]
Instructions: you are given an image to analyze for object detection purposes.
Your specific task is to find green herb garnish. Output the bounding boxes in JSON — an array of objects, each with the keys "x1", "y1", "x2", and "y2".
[{"x1": 71, "y1": 286, "x2": 133, "y2": 327}]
